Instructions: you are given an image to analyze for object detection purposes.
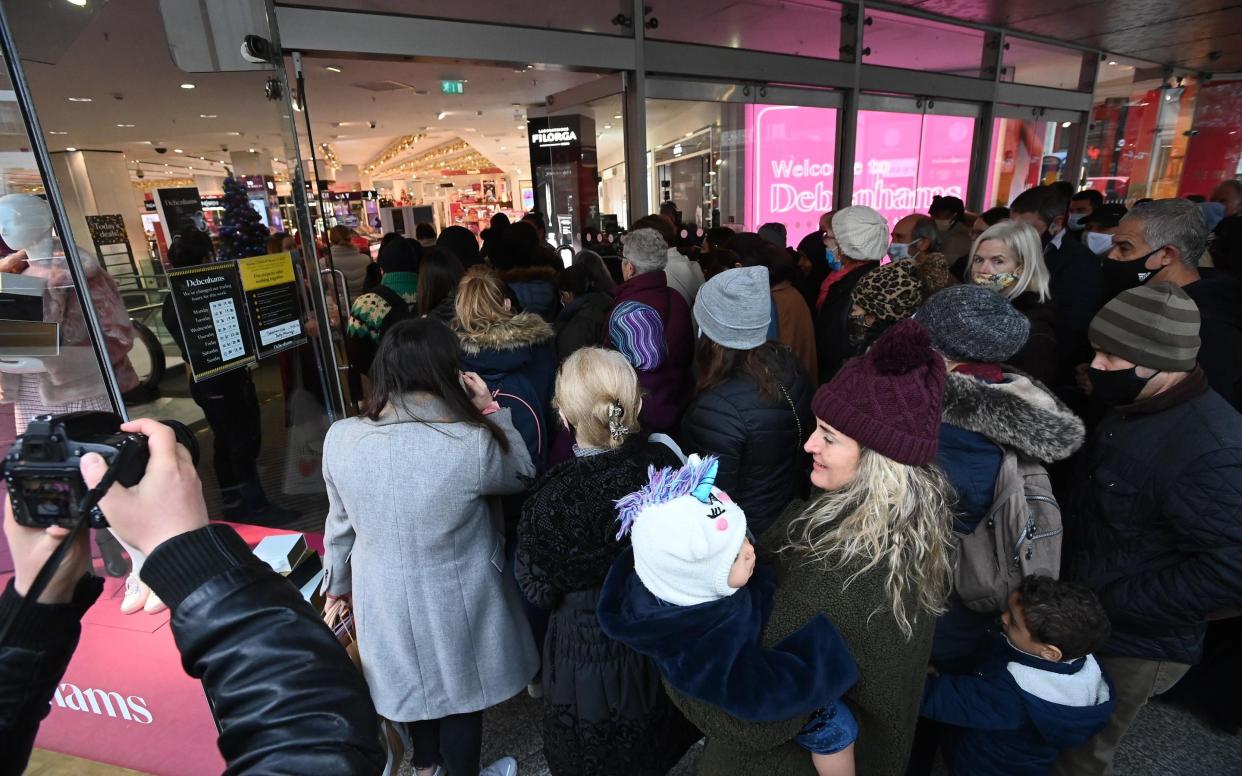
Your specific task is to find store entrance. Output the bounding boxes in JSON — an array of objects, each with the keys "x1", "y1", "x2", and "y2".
[{"x1": 293, "y1": 58, "x2": 631, "y2": 263}]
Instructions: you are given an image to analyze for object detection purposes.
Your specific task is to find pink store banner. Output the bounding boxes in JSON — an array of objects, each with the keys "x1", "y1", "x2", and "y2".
[
  {"x1": 745, "y1": 104, "x2": 838, "y2": 239},
  {"x1": 853, "y1": 111, "x2": 975, "y2": 225},
  {"x1": 745, "y1": 105, "x2": 973, "y2": 238}
]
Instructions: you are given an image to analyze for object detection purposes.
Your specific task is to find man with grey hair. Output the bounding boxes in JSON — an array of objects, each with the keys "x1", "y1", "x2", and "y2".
[
  {"x1": 1103, "y1": 197, "x2": 1242, "y2": 410},
  {"x1": 604, "y1": 226, "x2": 694, "y2": 432},
  {"x1": 889, "y1": 214, "x2": 940, "y2": 262}
]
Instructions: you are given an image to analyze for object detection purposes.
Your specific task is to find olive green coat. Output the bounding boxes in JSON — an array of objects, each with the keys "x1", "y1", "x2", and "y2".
[{"x1": 666, "y1": 500, "x2": 937, "y2": 776}]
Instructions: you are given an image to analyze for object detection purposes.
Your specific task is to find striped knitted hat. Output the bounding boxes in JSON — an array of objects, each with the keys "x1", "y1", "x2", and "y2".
[
  {"x1": 609, "y1": 301, "x2": 667, "y2": 371},
  {"x1": 1088, "y1": 282, "x2": 1200, "y2": 371}
]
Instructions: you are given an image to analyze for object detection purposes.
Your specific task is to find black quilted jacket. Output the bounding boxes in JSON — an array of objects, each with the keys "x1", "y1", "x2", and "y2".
[
  {"x1": 1063, "y1": 370, "x2": 1242, "y2": 664},
  {"x1": 680, "y1": 347, "x2": 814, "y2": 535}
]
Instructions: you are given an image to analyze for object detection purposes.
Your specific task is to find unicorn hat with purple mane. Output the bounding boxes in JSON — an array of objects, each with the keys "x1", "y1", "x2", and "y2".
[{"x1": 615, "y1": 454, "x2": 749, "y2": 606}]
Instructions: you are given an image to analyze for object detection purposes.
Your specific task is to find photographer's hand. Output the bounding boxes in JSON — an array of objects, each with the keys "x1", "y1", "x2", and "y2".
[
  {"x1": 80, "y1": 418, "x2": 208, "y2": 557},
  {"x1": 2, "y1": 502, "x2": 90, "y2": 604}
]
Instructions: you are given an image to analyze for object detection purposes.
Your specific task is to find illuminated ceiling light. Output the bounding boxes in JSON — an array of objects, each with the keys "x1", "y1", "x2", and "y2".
[
  {"x1": 174, "y1": 148, "x2": 184, "y2": 153},
  {"x1": 437, "y1": 111, "x2": 449, "y2": 120},
  {"x1": 603, "y1": 124, "x2": 612, "y2": 129},
  {"x1": 1061, "y1": 121, "x2": 1072, "y2": 128},
  {"x1": 248, "y1": 148, "x2": 257, "y2": 153},
  {"x1": 180, "y1": 83, "x2": 195, "y2": 89},
  {"x1": 65, "y1": 147, "x2": 77, "y2": 151},
  {"x1": 116, "y1": 123, "x2": 135, "y2": 127},
  {"x1": 323, "y1": 65, "x2": 342, "y2": 73},
  {"x1": 500, "y1": 146, "x2": 507, "y2": 150},
  {"x1": 613, "y1": 114, "x2": 622, "y2": 119},
  {"x1": 1108, "y1": 60, "x2": 1118, "y2": 66},
  {"x1": 67, "y1": 97, "x2": 92, "y2": 102},
  {"x1": 49, "y1": 131, "x2": 67, "y2": 135},
  {"x1": 67, "y1": 0, "x2": 87, "y2": 6},
  {"x1": 199, "y1": 114, "x2": 217, "y2": 118},
  {"x1": 227, "y1": 131, "x2": 242, "y2": 136}
]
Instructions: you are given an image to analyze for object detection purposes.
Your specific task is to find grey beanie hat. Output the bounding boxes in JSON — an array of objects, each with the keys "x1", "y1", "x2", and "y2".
[
  {"x1": 694, "y1": 266, "x2": 772, "y2": 350},
  {"x1": 914, "y1": 284, "x2": 1030, "y2": 363}
]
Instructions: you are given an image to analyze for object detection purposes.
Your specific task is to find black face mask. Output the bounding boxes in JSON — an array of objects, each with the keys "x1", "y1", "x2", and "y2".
[
  {"x1": 1099, "y1": 246, "x2": 1162, "y2": 300},
  {"x1": 1088, "y1": 366, "x2": 1155, "y2": 405}
]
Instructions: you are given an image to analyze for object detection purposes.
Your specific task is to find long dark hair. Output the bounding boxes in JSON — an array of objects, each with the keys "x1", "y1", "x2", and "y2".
[
  {"x1": 365, "y1": 317, "x2": 510, "y2": 453},
  {"x1": 417, "y1": 247, "x2": 465, "y2": 316},
  {"x1": 694, "y1": 336, "x2": 783, "y2": 403}
]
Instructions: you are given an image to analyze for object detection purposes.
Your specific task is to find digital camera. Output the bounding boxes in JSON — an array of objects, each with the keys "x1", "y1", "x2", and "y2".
[{"x1": 1, "y1": 412, "x2": 197, "y2": 529}]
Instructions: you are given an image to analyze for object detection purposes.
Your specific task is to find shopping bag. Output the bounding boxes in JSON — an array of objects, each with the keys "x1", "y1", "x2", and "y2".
[{"x1": 323, "y1": 597, "x2": 361, "y2": 671}]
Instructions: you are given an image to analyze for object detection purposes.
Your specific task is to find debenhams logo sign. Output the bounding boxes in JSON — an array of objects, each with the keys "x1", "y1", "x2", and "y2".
[
  {"x1": 530, "y1": 126, "x2": 578, "y2": 148},
  {"x1": 53, "y1": 682, "x2": 153, "y2": 724}
]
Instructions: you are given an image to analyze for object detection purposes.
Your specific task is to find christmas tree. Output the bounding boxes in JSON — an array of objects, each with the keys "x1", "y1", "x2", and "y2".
[{"x1": 217, "y1": 176, "x2": 269, "y2": 260}]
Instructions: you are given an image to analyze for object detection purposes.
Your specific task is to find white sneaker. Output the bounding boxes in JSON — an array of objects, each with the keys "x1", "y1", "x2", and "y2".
[
  {"x1": 120, "y1": 574, "x2": 148, "y2": 615},
  {"x1": 479, "y1": 756, "x2": 517, "y2": 776},
  {"x1": 143, "y1": 588, "x2": 167, "y2": 614}
]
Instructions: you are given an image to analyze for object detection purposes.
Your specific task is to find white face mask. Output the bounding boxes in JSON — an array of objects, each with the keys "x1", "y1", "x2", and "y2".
[
  {"x1": 1085, "y1": 231, "x2": 1114, "y2": 256},
  {"x1": 1067, "y1": 213, "x2": 1088, "y2": 231},
  {"x1": 887, "y1": 241, "x2": 913, "y2": 261}
]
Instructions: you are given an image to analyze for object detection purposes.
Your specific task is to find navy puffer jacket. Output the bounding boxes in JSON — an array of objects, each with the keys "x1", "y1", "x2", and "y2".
[
  {"x1": 1063, "y1": 370, "x2": 1242, "y2": 664},
  {"x1": 680, "y1": 345, "x2": 813, "y2": 535}
]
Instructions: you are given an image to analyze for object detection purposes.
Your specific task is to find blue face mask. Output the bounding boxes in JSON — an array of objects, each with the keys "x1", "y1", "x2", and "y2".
[
  {"x1": 1067, "y1": 212, "x2": 1088, "y2": 231},
  {"x1": 1085, "y1": 231, "x2": 1113, "y2": 255},
  {"x1": 826, "y1": 248, "x2": 842, "y2": 272}
]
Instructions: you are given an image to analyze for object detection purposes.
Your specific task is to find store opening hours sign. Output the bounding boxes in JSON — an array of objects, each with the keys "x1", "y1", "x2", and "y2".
[{"x1": 744, "y1": 106, "x2": 974, "y2": 235}]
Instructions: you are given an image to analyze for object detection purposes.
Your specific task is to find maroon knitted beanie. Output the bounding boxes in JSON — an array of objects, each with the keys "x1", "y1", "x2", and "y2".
[{"x1": 811, "y1": 319, "x2": 946, "y2": 465}]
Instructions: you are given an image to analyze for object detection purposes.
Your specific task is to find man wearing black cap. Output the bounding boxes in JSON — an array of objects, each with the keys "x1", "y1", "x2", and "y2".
[{"x1": 1055, "y1": 283, "x2": 1242, "y2": 776}]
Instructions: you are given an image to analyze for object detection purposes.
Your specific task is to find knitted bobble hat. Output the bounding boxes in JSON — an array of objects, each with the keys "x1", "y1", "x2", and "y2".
[
  {"x1": 915, "y1": 284, "x2": 1031, "y2": 364},
  {"x1": 617, "y1": 455, "x2": 749, "y2": 606},
  {"x1": 812, "y1": 319, "x2": 946, "y2": 465}
]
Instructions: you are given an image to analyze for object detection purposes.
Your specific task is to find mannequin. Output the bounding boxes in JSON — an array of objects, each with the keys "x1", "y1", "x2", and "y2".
[{"x1": 0, "y1": 194, "x2": 155, "y2": 614}]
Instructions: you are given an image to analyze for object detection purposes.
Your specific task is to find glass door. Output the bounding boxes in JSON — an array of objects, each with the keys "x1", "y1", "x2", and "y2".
[
  {"x1": 853, "y1": 94, "x2": 979, "y2": 226},
  {"x1": 1, "y1": 0, "x2": 337, "y2": 530},
  {"x1": 645, "y1": 78, "x2": 842, "y2": 243},
  {"x1": 533, "y1": 73, "x2": 627, "y2": 258},
  {"x1": 984, "y1": 105, "x2": 1085, "y2": 209}
]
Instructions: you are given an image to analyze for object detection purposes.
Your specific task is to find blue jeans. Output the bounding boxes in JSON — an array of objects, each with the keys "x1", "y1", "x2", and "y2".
[{"x1": 795, "y1": 700, "x2": 858, "y2": 755}]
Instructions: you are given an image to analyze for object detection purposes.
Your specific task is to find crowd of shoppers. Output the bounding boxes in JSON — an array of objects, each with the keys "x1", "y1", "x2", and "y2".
[{"x1": 7, "y1": 183, "x2": 1242, "y2": 776}]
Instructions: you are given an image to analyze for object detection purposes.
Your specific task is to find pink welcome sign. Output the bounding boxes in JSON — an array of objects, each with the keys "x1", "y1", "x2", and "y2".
[
  {"x1": 745, "y1": 104, "x2": 839, "y2": 240},
  {"x1": 744, "y1": 105, "x2": 974, "y2": 238},
  {"x1": 853, "y1": 111, "x2": 975, "y2": 225}
]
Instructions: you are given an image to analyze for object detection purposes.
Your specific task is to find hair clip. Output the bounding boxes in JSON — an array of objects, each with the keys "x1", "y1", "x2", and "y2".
[{"x1": 608, "y1": 400, "x2": 629, "y2": 440}]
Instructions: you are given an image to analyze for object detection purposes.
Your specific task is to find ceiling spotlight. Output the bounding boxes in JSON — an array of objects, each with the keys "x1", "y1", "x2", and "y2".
[
  {"x1": 1061, "y1": 121, "x2": 1072, "y2": 128},
  {"x1": 174, "y1": 148, "x2": 184, "y2": 153},
  {"x1": 323, "y1": 65, "x2": 342, "y2": 73},
  {"x1": 248, "y1": 148, "x2": 256, "y2": 153},
  {"x1": 180, "y1": 83, "x2": 195, "y2": 89},
  {"x1": 604, "y1": 124, "x2": 612, "y2": 130},
  {"x1": 65, "y1": 147, "x2": 77, "y2": 152},
  {"x1": 49, "y1": 131, "x2": 67, "y2": 135},
  {"x1": 1108, "y1": 60, "x2": 1118, "y2": 66},
  {"x1": 67, "y1": 97, "x2": 92, "y2": 102},
  {"x1": 116, "y1": 123, "x2": 135, "y2": 127},
  {"x1": 200, "y1": 114, "x2": 217, "y2": 118},
  {"x1": 437, "y1": 111, "x2": 449, "y2": 120},
  {"x1": 227, "y1": 131, "x2": 241, "y2": 136},
  {"x1": 67, "y1": 0, "x2": 87, "y2": 6},
  {"x1": 613, "y1": 114, "x2": 622, "y2": 119}
]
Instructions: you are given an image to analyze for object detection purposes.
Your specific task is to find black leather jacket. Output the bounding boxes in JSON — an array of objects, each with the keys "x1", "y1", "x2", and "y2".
[{"x1": 0, "y1": 525, "x2": 384, "y2": 775}]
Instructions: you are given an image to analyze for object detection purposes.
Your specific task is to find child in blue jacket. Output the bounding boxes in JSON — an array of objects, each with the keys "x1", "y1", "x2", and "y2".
[
  {"x1": 920, "y1": 575, "x2": 1115, "y2": 775},
  {"x1": 597, "y1": 455, "x2": 859, "y2": 776}
]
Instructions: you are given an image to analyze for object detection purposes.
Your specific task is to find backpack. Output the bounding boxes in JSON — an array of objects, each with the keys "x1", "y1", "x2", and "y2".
[{"x1": 954, "y1": 448, "x2": 1063, "y2": 613}]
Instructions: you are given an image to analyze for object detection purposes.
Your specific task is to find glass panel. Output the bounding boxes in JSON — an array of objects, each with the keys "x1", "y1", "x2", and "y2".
[
  {"x1": 1002, "y1": 38, "x2": 1086, "y2": 91},
  {"x1": 645, "y1": 96, "x2": 839, "y2": 243},
  {"x1": 5, "y1": 0, "x2": 336, "y2": 529},
  {"x1": 648, "y1": 0, "x2": 844, "y2": 59},
  {"x1": 863, "y1": 10, "x2": 985, "y2": 77},
  {"x1": 852, "y1": 110, "x2": 975, "y2": 226},
  {"x1": 0, "y1": 50, "x2": 116, "y2": 458},
  {"x1": 1086, "y1": 59, "x2": 1198, "y2": 203},
  {"x1": 283, "y1": 0, "x2": 628, "y2": 37},
  {"x1": 984, "y1": 115, "x2": 1078, "y2": 208},
  {"x1": 1179, "y1": 80, "x2": 1242, "y2": 199},
  {"x1": 538, "y1": 91, "x2": 627, "y2": 256}
]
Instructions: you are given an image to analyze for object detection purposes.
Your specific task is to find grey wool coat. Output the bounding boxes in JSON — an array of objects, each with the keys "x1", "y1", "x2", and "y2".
[{"x1": 322, "y1": 393, "x2": 540, "y2": 722}]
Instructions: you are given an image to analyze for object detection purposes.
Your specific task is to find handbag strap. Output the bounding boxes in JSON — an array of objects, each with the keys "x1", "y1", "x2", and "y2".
[{"x1": 777, "y1": 381, "x2": 802, "y2": 450}]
